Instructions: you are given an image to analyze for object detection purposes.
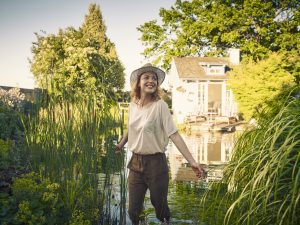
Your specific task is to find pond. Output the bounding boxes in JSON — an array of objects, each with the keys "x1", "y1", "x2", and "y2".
[{"x1": 110, "y1": 131, "x2": 237, "y2": 224}]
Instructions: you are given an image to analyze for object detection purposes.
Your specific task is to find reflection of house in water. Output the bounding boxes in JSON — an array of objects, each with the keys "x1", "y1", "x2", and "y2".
[{"x1": 168, "y1": 132, "x2": 235, "y2": 182}]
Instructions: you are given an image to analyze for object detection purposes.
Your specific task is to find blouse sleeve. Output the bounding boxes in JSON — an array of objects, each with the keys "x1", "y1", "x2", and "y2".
[
  {"x1": 160, "y1": 100, "x2": 178, "y2": 137},
  {"x1": 127, "y1": 102, "x2": 131, "y2": 129}
]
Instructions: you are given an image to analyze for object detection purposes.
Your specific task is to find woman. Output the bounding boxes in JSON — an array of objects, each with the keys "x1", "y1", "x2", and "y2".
[{"x1": 116, "y1": 63, "x2": 206, "y2": 225}]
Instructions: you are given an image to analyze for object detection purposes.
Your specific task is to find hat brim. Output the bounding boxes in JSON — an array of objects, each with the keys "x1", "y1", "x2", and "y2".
[{"x1": 130, "y1": 65, "x2": 165, "y2": 86}]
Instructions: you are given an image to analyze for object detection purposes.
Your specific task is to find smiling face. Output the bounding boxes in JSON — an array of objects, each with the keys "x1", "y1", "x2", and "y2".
[{"x1": 139, "y1": 72, "x2": 158, "y2": 95}]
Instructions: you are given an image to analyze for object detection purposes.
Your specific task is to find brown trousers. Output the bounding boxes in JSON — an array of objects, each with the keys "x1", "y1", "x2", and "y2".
[{"x1": 127, "y1": 152, "x2": 170, "y2": 225}]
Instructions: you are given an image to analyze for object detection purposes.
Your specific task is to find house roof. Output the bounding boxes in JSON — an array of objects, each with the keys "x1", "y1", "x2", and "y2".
[{"x1": 172, "y1": 57, "x2": 230, "y2": 79}]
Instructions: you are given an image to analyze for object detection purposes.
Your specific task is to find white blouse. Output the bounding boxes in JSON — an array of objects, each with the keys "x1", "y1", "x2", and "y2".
[{"x1": 127, "y1": 99, "x2": 178, "y2": 154}]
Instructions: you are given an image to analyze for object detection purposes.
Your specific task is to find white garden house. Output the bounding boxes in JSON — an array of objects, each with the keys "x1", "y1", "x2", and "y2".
[{"x1": 168, "y1": 49, "x2": 240, "y2": 123}]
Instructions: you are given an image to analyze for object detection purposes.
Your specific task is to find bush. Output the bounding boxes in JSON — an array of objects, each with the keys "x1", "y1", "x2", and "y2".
[
  {"x1": 0, "y1": 101, "x2": 23, "y2": 141},
  {"x1": 0, "y1": 172, "x2": 66, "y2": 225},
  {"x1": 69, "y1": 210, "x2": 92, "y2": 225},
  {"x1": 0, "y1": 139, "x2": 11, "y2": 170}
]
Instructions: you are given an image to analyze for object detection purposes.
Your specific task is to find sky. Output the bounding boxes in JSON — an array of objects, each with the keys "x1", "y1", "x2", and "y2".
[{"x1": 0, "y1": 0, "x2": 175, "y2": 90}]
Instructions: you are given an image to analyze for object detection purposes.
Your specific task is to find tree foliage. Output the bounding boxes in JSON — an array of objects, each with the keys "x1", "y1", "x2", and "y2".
[
  {"x1": 0, "y1": 88, "x2": 26, "y2": 141},
  {"x1": 138, "y1": 0, "x2": 300, "y2": 70},
  {"x1": 227, "y1": 52, "x2": 296, "y2": 120},
  {"x1": 30, "y1": 4, "x2": 125, "y2": 103}
]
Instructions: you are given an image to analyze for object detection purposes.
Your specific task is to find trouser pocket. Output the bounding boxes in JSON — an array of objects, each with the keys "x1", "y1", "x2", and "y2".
[{"x1": 127, "y1": 153, "x2": 143, "y2": 172}]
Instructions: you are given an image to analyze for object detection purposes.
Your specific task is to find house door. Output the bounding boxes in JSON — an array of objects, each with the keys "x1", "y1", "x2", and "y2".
[{"x1": 208, "y1": 83, "x2": 222, "y2": 115}]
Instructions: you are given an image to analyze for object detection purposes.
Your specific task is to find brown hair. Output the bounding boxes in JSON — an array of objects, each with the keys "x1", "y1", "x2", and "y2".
[{"x1": 130, "y1": 72, "x2": 162, "y2": 103}]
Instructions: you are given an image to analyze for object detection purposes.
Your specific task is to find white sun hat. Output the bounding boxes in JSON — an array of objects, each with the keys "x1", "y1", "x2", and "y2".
[{"x1": 130, "y1": 63, "x2": 165, "y2": 86}]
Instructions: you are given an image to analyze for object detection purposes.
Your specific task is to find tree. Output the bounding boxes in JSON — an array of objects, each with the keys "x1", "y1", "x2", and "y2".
[
  {"x1": 30, "y1": 4, "x2": 125, "y2": 103},
  {"x1": 161, "y1": 88, "x2": 172, "y2": 108},
  {"x1": 227, "y1": 52, "x2": 295, "y2": 120},
  {"x1": 138, "y1": 0, "x2": 300, "y2": 70}
]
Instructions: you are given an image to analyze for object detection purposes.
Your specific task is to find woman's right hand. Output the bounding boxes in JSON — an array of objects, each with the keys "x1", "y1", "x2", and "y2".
[
  {"x1": 115, "y1": 131, "x2": 128, "y2": 154},
  {"x1": 115, "y1": 144, "x2": 122, "y2": 153}
]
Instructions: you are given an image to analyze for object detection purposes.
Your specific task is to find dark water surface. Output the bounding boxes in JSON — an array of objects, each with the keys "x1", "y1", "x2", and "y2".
[{"x1": 110, "y1": 132, "x2": 236, "y2": 224}]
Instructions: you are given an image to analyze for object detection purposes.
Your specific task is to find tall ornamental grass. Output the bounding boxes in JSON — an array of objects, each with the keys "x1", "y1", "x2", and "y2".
[
  {"x1": 201, "y1": 87, "x2": 300, "y2": 225},
  {"x1": 22, "y1": 91, "x2": 127, "y2": 224}
]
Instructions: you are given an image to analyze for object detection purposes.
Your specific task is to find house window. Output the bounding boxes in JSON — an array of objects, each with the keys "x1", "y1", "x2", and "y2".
[
  {"x1": 207, "y1": 66, "x2": 225, "y2": 75},
  {"x1": 187, "y1": 92, "x2": 195, "y2": 102},
  {"x1": 187, "y1": 80, "x2": 196, "y2": 83}
]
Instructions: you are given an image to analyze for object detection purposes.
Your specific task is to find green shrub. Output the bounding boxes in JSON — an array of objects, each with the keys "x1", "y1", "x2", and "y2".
[
  {"x1": 0, "y1": 101, "x2": 23, "y2": 141},
  {"x1": 0, "y1": 172, "x2": 66, "y2": 225},
  {"x1": 0, "y1": 139, "x2": 11, "y2": 169},
  {"x1": 69, "y1": 210, "x2": 92, "y2": 225}
]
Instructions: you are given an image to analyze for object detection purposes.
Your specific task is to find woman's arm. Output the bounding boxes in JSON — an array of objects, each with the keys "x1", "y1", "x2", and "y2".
[
  {"x1": 169, "y1": 131, "x2": 206, "y2": 178},
  {"x1": 115, "y1": 130, "x2": 128, "y2": 153}
]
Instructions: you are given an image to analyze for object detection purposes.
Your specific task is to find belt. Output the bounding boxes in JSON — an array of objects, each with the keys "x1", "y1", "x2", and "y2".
[{"x1": 132, "y1": 152, "x2": 164, "y2": 157}]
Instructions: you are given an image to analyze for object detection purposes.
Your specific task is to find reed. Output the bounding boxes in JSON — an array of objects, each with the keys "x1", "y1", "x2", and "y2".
[
  {"x1": 22, "y1": 90, "x2": 127, "y2": 224},
  {"x1": 201, "y1": 87, "x2": 300, "y2": 225}
]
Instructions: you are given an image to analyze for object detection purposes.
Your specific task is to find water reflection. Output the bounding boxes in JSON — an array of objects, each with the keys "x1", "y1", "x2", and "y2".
[
  {"x1": 118, "y1": 131, "x2": 236, "y2": 224},
  {"x1": 168, "y1": 132, "x2": 235, "y2": 182}
]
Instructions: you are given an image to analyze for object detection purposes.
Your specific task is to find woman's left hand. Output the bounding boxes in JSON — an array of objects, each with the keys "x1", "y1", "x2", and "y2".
[{"x1": 190, "y1": 162, "x2": 206, "y2": 179}]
